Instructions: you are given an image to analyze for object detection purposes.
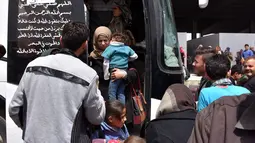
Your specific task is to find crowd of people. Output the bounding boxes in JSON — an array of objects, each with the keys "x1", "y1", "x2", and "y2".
[
  {"x1": 7, "y1": 18, "x2": 255, "y2": 142},
  {"x1": 8, "y1": 20, "x2": 146, "y2": 143},
  {"x1": 6, "y1": 2, "x2": 255, "y2": 141}
]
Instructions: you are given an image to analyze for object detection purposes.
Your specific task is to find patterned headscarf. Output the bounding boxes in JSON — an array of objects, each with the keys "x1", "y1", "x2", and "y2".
[
  {"x1": 114, "y1": 1, "x2": 132, "y2": 26},
  {"x1": 156, "y1": 84, "x2": 196, "y2": 118}
]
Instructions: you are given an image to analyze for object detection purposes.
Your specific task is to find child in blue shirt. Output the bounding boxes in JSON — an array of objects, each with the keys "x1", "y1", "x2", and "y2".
[
  {"x1": 92, "y1": 100, "x2": 129, "y2": 143},
  {"x1": 102, "y1": 33, "x2": 138, "y2": 104}
]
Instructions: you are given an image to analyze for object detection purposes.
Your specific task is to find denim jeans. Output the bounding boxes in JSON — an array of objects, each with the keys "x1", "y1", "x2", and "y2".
[{"x1": 108, "y1": 79, "x2": 125, "y2": 105}]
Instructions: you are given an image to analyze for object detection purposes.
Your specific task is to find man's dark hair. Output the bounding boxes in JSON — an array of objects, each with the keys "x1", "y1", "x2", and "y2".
[
  {"x1": 245, "y1": 44, "x2": 249, "y2": 47},
  {"x1": 61, "y1": 21, "x2": 89, "y2": 51},
  {"x1": 112, "y1": 32, "x2": 126, "y2": 43},
  {"x1": 195, "y1": 46, "x2": 216, "y2": 62},
  {"x1": 206, "y1": 54, "x2": 231, "y2": 80},
  {"x1": 231, "y1": 65, "x2": 243, "y2": 75},
  {"x1": 105, "y1": 100, "x2": 125, "y2": 121}
]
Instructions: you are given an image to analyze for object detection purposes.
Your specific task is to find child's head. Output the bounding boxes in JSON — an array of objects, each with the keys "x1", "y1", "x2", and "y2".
[
  {"x1": 124, "y1": 136, "x2": 146, "y2": 143},
  {"x1": 111, "y1": 32, "x2": 126, "y2": 43},
  {"x1": 105, "y1": 100, "x2": 126, "y2": 128}
]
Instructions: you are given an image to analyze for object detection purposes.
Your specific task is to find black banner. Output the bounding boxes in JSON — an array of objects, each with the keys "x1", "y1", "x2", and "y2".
[{"x1": 8, "y1": 0, "x2": 85, "y2": 84}]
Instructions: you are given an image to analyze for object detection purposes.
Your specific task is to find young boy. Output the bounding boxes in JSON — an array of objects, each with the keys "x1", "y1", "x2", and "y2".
[
  {"x1": 229, "y1": 65, "x2": 243, "y2": 85},
  {"x1": 102, "y1": 33, "x2": 138, "y2": 104},
  {"x1": 93, "y1": 100, "x2": 129, "y2": 143}
]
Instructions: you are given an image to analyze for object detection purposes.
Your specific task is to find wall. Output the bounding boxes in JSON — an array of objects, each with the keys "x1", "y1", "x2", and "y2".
[{"x1": 185, "y1": 33, "x2": 255, "y2": 71}]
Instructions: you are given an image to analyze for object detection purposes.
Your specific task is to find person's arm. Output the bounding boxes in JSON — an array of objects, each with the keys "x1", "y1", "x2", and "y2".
[
  {"x1": 111, "y1": 68, "x2": 138, "y2": 84},
  {"x1": 103, "y1": 58, "x2": 110, "y2": 80},
  {"x1": 126, "y1": 69, "x2": 137, "y2": 83},
  {"x1": 129, "y1": 53, "x2": 138, "y2": 61},
  {"x1": 250, "y1": 50, "x2": 254, "y2": 56},
  {"x1": 102, "y1": 47, "x2": 113, "y2": 80},
  {"x1": 111, "y1": 69, "x2": 127, "y2": 80},
  {"x1": 84, "y1": 76, "x2": 106, "y2": 125},
  {"x1": 188, "y1": 111, "x2": 209, "y2": 143},
  {"x1": 9, "y1": 73, "x2": 26, "y2": 128},
  {"x1": 128, "y1": 47, "x2": 138, "y2": 61}
]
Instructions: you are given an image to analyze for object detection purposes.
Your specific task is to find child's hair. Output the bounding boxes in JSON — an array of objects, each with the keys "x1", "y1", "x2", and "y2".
[
  {"x1": 124, "y1": 136, "x2": 146, "y2": 143},
  {"x1": 112, "y1": 32, "x2": 126, "y2": 43},
  {"x1": 105, "y1": 100, "x2": 125, "y2": 121}
]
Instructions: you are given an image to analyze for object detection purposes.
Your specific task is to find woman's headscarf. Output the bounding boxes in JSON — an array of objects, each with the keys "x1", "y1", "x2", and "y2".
[
  {"x1": 90, "y1": 26, "x2": 112, "y2": 59},
  {"x1": 114, "y1": 1, "x2": 132, "y2": 26},
  {"x1": 156, "y1": 84, "x2": 196, "y2": 118}
]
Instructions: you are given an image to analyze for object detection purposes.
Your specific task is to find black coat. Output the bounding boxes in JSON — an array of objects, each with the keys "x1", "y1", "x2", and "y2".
[
  {"x1": 244, "y1": 76, "x2": 255, "y2": 93},
  {"x1": 89, "y1": 57, "x2": 109, "y2": 100},
  {"x1": 145, "y1": 109, "x2": 197, "y2": 143}
]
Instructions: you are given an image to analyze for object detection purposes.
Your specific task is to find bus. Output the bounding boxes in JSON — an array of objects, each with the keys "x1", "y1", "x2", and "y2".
[{"x1": 3, "y1": 0, "x2": 209, "y2": 142}]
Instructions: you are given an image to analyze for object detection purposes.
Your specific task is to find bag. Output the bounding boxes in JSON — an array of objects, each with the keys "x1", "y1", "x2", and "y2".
[{"x1": 129, "y1": 68, "x2": 147, "y2": 125}]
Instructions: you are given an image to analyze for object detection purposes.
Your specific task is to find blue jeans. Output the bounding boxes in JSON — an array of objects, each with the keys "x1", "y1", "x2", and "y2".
[{"x1": 108, "y1": 79, "x2": 125, "y2": 105}]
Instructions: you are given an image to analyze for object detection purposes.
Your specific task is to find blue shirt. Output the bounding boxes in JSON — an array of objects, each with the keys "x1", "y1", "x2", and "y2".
[
  {"x1": 102, "y1": 42, "x2": 135, "y2": 69},
  {"x1": 198, "y1": 85, "x2": 250, "y2": 112},
  {"x1": 92, "y1": 122, "x2": 129, "y2": 141},
  {"x1": 242, "y1": 50, "x2": 254, "y2": 59}
]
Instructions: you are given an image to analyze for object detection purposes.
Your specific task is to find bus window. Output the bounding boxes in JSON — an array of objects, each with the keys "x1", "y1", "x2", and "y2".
[{"x1": 162, "y1": 0, "x2": 179, "y2": 67}]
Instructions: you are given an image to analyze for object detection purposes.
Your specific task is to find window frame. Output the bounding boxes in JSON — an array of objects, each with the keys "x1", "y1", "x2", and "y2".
[{"x1": 156, "y1": 0, "x2": 183, "y2": 74}]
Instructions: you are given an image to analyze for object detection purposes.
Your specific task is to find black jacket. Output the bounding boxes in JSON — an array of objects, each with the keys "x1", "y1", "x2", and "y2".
[
  {"x1": 146, "y1": 109, "x2": 197, "y2": 143},
  {"x1": 195, "y1": 77, "x2": 212, "y2": 101},
  {"x1": 229, "y1": 77, "x2": 236, "y2": 85},
  {"x1": 244, "y1": 76, "x2": 255, "y2": 93}
]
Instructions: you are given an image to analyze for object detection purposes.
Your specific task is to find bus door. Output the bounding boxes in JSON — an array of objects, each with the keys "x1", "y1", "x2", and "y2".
[{"x1": 142, "y1": 0, "x2": 183, "y2": 119}]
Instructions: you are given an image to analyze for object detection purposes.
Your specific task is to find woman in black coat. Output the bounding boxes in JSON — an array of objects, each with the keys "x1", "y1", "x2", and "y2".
[{"x1": 145, "y1": 84, "x2": 197, "y2": 143}]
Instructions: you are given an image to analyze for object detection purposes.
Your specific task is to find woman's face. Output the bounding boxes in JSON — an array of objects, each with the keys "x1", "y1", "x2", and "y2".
[
  {"x1": 96, "y1": 35, "x2": 110, "y2": 50},
  {"x1": 113, "y1": 6, "x2": 122, "y2": 17}
]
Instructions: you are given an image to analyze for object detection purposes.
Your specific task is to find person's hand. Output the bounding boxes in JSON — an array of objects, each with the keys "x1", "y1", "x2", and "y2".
[
  {"x1": 111, "y1": 68, "x2": 127, "y2": 81},
  {"x1": 241, "y1": 57, "x2": 245, "y2": 64}
]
